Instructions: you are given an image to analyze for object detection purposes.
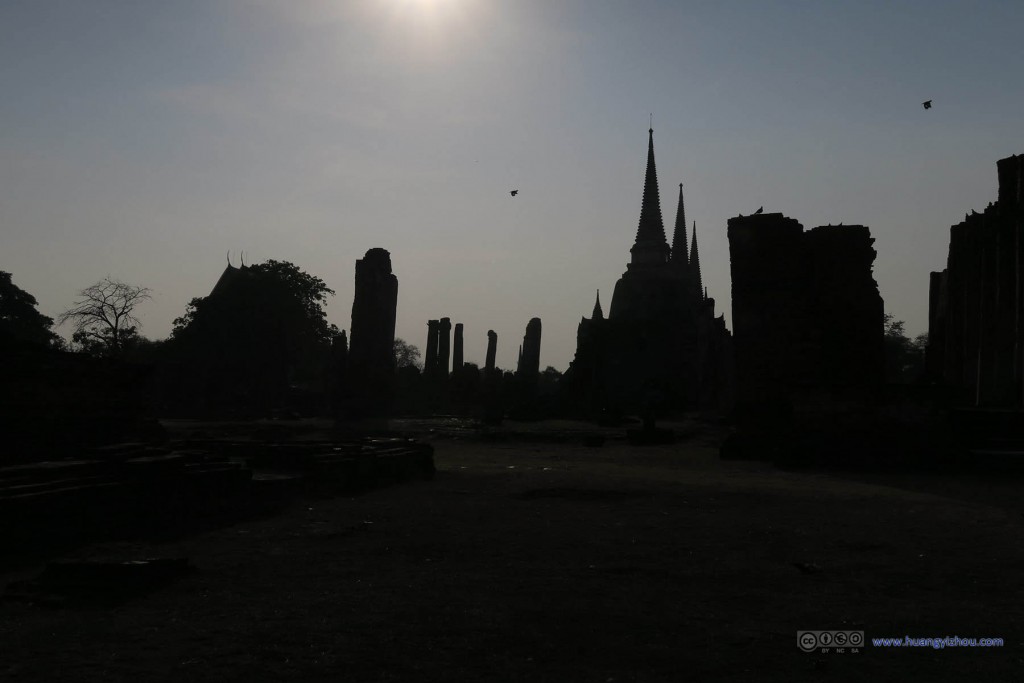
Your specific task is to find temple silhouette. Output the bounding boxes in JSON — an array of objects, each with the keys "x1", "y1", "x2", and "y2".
[{"x1": 563, "y1": 129, "x2": 733, "y2": 414}]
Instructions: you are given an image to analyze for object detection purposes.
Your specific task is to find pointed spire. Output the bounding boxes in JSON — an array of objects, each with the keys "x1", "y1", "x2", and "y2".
[
  {"x1": 630, "y1": 128, "x2": 670, "y2": 265},
  {"x1": 690, "y1": 221, "x2": 703, "y2": 297},
  {"x1": 592, "y1": 290, "x2": 604, "y2": 320},
  {"x1": 671, "y1": 183, "x2": 689, "y2": 267}
]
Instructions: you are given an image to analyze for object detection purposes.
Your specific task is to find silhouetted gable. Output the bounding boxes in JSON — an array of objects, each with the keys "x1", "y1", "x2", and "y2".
[{"x1": 209, "y1": 264, "x2": 251, "y2": 298}]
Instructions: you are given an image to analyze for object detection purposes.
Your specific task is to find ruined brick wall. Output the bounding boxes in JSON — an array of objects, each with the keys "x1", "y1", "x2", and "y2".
[
  {"x1": 926, "y1": 270, "x2": 948, "y2": 381},
  {"x1": 804, "y1": 225, "x2": 885, "y2": 390},
  {"x1": 928, "y1": 153, "x2": 1024, "y2": 407},
  {"x1": 727, "y1": 214, "x2": 807, "y2": 408},
  {"x1": 727, "y1": 214, "x2": 883, "y2": 414}
]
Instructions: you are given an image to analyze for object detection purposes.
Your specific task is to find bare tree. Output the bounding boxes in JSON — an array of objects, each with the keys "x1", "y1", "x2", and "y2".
[{"x1": 58, "y1": 277, "x2": 152, "y2": 355}]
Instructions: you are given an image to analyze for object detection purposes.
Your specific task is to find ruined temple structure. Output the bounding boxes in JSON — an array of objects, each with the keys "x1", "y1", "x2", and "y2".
[
  {"x1": 424, "y1": 320, "x2": 439, "y2": 377},
  {"x1": 423, "y1": 317, "x2": 461, "y2": 380},
  {"x1": 453, "y1": 323, "x2": 464, "y2": 373},
  {"x1": 169, "y1": 259, "x2": 290, "y2": 412},
  {"x1": 417, "y1": 316, "x2": 467, "y2": 411},
  {"x1": 928, "y1": 153, "x2": 1024, "y2": 407},
  {"x1": 209, "y1": 259, "x2": 253, "y2": 296},
  {"x1": 517, "y1": 319, "x2": 542, "y2": 378},
  {"x1": 727, "y1": 214, "x2": 883, "y2": 416},
  {"x1": 348, "y1": 248, "x2": 399, "y2": 416},
  {"x1": 515, "y1": 318, "x2": 542, "y2": 398},
  {"x1": 563, "y1": 129, "x2": 733, "y2": 413},
  {"x1": 485, "y1": 330, "x2": 498, "y2": 375},
  {"x1": 437, "y1": 318, "x2": 452, "y2": 378}
]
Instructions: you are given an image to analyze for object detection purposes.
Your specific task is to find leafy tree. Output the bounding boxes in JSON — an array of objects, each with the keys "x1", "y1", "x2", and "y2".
[
  {"x1": 72, "y1": 331, "x2": 164, "y2": 362},
  {"x1": 883, "y1": 314, "x2": 926, "y2": 383},
  {"x1": 58, "y1": 277, "x2": 151, "y2": 356},
  {"x1": 538, "y1": 365, "x2": 563, "y2": 394},
  {"x1": 541, "y1": 366, "x2": 563, "y2": 381},
  {"x1": 168, "y1": 260, "x2": 338, "y2": 410},
  {"x1": 0, "y1": 271, "x2": 62, "y2": 349},
  {"x1": 393, "y1": 338, "x2": 422, "y2": 370},
  {"x1": 173, "y1": 260, "x2": 336, "y2": 344}
]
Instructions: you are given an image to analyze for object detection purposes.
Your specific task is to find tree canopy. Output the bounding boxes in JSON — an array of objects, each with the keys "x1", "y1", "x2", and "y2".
[
  {"x1": 883, "y1": 314, "x2": 927, "y2": 383},
  {"x1": 393, "y1": 338, "x2": 422, "y2": 370},
  {"x1": 172, "y1": 260, "x2": 336, "y2": 346},
  {"x1": 167, "y1": 260, "x2": 338, "y2": 411},
  {"x1": 0, "y1": 271, "x2": 61, "y2": 350}
]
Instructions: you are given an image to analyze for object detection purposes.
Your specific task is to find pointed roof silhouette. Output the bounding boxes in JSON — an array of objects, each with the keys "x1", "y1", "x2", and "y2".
[
  {"x1": 630, "y1": 128, "x2": 669, "y2": 265},
  {"x1": 210, "y1": 262, "x2": 252, "y2": 297},
  {"x1": 690, "y1": 221, "x2": 703, "y2": 298},
  {"x1": 592, "y1": 290, "x2": 604, "y2": 320},
  {"x1": 671, "y1": 182, "x2": 689, "y2": 267}
]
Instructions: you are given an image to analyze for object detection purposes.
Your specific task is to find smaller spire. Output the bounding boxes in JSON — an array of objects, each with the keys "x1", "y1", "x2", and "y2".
[
  {"x1": 671, "y1": 182, "x2": 689, "y2": 267},
  {"x1": 592, "y1": 290, "x2": 604, "y2": 320},
  {"x1": 690, "y1": 221, "x2": 703, "y2": 298}
]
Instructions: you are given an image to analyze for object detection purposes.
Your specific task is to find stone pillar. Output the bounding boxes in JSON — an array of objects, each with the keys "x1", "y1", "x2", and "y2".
[
  {"x1": 425, "y1": 320, "x2": 439, "y2": 377},
  {"x1": 520, "y1": 318, "x2": 542, "y2": 380},
  {"x1": 348, "y1": 248, "x2": 398, "y2": 416},
  {"x1": 453, "y1": 323, "x2": 464, "y2": 373},
  {"x1": 437, "y1": 317, "x2": 452, "y2": 377},
  {"x1": 513, "y1": 318, "x2": 543, "y2": 414},
  {"x1": 482, "y1": 330, "x2": 502, "y2": 424},
  {"x1": 485, "y1": 330, "x2": 497, "y2": 375}
]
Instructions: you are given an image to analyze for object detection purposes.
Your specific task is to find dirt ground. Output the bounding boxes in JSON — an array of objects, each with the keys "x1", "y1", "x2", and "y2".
[{"x1": 2, "y1": 424, "x2": 1022, "y2": 682}]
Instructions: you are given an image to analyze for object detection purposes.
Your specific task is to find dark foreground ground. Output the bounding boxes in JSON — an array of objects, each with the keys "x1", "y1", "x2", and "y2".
[{"x1": 2, "y1": 420, "x2": 1022, "y2": 681}]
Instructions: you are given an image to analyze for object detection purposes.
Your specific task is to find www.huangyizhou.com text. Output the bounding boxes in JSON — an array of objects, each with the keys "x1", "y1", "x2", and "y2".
[{"x1": 872, "y1": 636, "x2": 1004, "y2": 649}]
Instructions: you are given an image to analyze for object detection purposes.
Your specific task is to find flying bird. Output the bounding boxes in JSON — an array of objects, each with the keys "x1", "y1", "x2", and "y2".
[
  {"x1": 510, "y1": 190, "x2": 518, "y2": 197},
  {"x1": 754, "y1": 206, "x2": 763, "y2": 214},
  {"x1": 922, "y1": 100, "x2": 932, "y2": 110}
]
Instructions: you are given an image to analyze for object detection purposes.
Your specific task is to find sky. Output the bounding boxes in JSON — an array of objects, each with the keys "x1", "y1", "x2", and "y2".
[{"x1": 3, "y1": 0, "x2": 1023, "y2": 371}]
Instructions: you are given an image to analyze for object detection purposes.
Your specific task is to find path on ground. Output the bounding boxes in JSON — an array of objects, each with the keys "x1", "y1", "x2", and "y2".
[{"x1": 2, "y1": 438, "x2": 1021, "y2": 682}]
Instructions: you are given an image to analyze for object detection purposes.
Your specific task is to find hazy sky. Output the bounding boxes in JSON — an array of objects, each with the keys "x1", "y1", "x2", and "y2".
[{"x1": 3, "y1": 1, "x2": 1022, "y2": 370}]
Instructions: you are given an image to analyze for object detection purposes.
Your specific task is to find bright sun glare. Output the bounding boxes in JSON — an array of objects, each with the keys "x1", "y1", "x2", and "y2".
[
  {"x1": 391, "y1": 0, "x2": 477, "y2": 23},
  {"x1": 391, "y1": 0, "x2": 454, "y2": 16},
  {"x1": 379, "y1": 0, "x2": 478, "y2": 53}
]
